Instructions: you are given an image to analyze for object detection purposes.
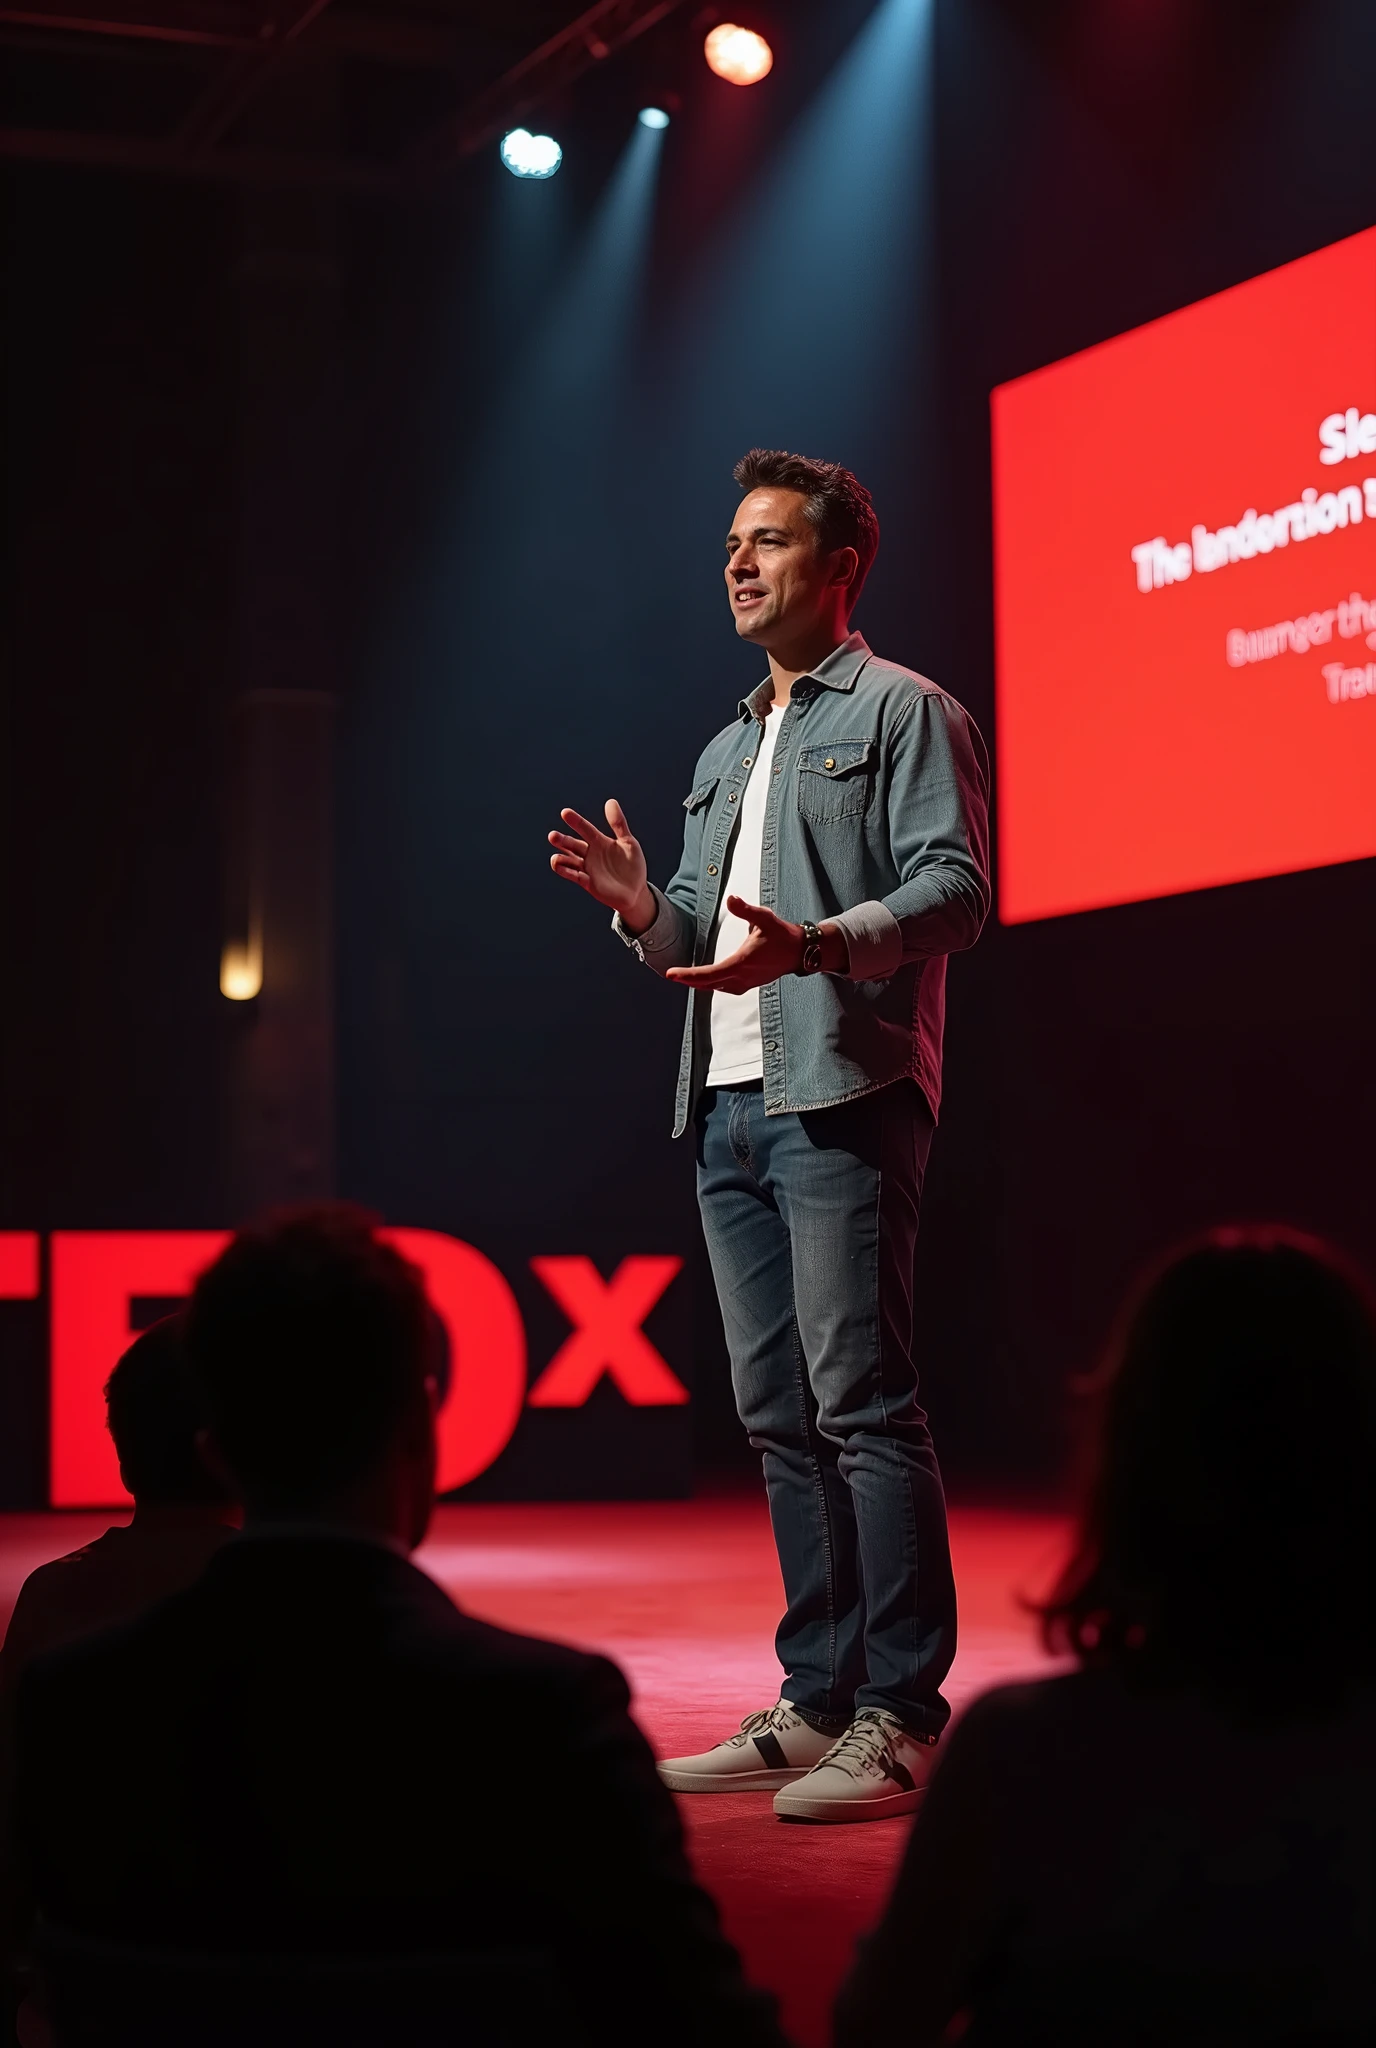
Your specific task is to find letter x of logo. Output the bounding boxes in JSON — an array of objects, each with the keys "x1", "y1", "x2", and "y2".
[{"x1": 526, "y1": 1256, "x2": 687, "y2": 1407}]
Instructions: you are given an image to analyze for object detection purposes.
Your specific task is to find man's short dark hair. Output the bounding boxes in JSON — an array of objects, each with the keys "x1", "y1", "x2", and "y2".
[
  {"x1": 732, "y1": 448, "x2": 880, "y2": 609},
  {"x1": 184, "y1": 1204, "x2": 431, "y2": 1516},
  {"x1": 105, "y1": 1315, "x2": 228, "y2": 1507}
]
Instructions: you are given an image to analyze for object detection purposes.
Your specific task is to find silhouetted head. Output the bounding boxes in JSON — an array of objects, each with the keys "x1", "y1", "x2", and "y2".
[
  {"x1": 185, "y1": 1204, "x2": 437, "y2": 1547},
  {"x1": 105, "y1": 1315, "x2": 231, "y2": 1509},
  {"x1": 725, "y1": 450, "x2": 879, "y2": 650},
  {"x1": 1043, "y1": 1227, "x2": 1376, "y2": 1699}
]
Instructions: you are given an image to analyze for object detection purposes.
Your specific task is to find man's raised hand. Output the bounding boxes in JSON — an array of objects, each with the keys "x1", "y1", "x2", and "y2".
[{"x1": 548, "y1": 799, "x2": 657, "y2": 932}]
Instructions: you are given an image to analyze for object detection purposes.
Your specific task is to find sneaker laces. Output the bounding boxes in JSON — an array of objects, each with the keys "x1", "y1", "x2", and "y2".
[
  {"x1": 726, "y1": 1702, "x2": 798, "y2": 1750},
  {"x1": 817, "y1": 1709, "x2": 906, "y2": 1781}
]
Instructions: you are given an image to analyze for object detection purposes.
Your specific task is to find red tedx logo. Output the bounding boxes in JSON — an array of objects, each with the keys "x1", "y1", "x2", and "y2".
[
  {"x1": 0, "y1": 1231, "x2": 685, "y2": 1508},
  {"x1": 527, "y1": 1257, "x2": 689, "y2": 1408}
]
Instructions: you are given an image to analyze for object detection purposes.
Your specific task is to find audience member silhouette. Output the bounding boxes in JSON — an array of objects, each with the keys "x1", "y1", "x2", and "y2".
[
  {"x1": 1, "y1": 1317, "x2": 236, "y2": 1987},
  {"x1": 835, "y1": 1226, "x2": 1376, "y2": 2047},
  {"x1": 0, "y1": 1316, "x2": 236, "y2": 1688},
  {"x1": 13, "y1": 1207, "x2": 785, "y2": 2048}
]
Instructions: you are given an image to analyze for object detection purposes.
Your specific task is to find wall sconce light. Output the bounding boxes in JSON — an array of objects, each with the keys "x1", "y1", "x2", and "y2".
[{"x1": 220, "y1": 933, "x2": 262, "y2": 1001}]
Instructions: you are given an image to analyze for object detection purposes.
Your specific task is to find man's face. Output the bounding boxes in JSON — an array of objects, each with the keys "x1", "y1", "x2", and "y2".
[{"x1": 724, "y1": 486, "x2": 850, "y2": 646}]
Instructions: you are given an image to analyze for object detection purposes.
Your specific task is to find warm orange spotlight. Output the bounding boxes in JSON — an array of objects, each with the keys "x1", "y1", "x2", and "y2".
[{"x1": 704, "y1": 23, "x2": 774, "y2": 86}]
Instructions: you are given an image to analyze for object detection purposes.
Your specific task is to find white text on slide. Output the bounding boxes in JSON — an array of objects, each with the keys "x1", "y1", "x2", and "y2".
[
  {"x1": 1132, "y1": 479, "x2": 1376, "y2": 592},
  {"x1": 1131, "y1": 408, "x2": 1376, "y2": 593},
  {"x1": 1319, "y1": 407, "x2": 1376, "y2": 463},
  {"x1": 1226, "y1": 591, "x2": 1376, "y2": 667},
  {"x1": 1323, "y1": 662, "x2": 1376, "y2": 703}
]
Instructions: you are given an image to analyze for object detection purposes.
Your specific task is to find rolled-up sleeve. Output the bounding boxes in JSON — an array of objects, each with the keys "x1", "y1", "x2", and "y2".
[
  {"x1": 833, "y1": 691, "x2": 990, "y2": 982},
  {"x1": 612, "y1": 887, "x2": 693, "y2": 971}
]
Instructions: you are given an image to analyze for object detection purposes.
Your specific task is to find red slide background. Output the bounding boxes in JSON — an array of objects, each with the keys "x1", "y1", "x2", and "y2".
[{"x1": 992, "y1": 227, "x2": 1376, "y2": 923}]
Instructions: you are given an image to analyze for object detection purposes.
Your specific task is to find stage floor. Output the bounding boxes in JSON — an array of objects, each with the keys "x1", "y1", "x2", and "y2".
[{"x1": 0, "y1": 1493, "x2": 1070, "y2": 2048}]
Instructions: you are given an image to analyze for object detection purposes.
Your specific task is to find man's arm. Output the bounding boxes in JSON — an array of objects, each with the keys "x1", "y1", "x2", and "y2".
[
  {"x1": 665, "y1": 690, "x2": 989, "y2": 998},
  {"x1": 548, "y1": 795, "x2": 699, "y2": 976},
  {"x1": 830, "y1": 688, "x2": 991, "y2": 985},
  {"x1": 611, "y1": 886, "x2": 695, "y2": 975}
]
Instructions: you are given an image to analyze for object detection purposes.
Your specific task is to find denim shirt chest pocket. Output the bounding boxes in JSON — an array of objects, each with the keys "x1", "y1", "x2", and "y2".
[
  {"x1": 796, "y1": 738, "x2": 877, "y2": 822},
  {"x1": 683, "y1": 776, "x2": 720, "y2": 818}
]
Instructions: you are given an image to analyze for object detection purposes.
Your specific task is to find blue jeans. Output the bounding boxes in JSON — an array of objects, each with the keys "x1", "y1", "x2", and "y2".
[{"x1": 695, "y1": 1080, "x2": 955, "y2": 1738}]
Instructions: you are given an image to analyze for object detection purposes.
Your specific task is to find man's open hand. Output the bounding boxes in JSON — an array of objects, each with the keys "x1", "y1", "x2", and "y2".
[
  {"x1": 665, "y1": 897, "x2": 804, "y2": 994},
  {"x1": 548, "y1": 799, "x2": 656, "y2": 931}
]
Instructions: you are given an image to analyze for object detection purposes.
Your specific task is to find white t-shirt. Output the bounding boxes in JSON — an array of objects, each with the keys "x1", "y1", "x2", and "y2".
[{"x1": 706, "y1": 701, "x2": 785, "y2": 1086}]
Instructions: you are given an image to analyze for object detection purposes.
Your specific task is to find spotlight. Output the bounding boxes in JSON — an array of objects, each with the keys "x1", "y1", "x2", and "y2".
[
  {"x1": 500, "y1": 128, "x2": 563, "y2": 179},
  {"x1": 704, "y1": 23, "x2": 773, "y2": 85},
  {"x1": 638, "y1": 106, "x2": 671, "y2": 129}
]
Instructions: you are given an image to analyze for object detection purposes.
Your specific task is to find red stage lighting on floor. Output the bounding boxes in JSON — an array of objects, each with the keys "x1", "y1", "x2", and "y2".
[{"x1": 704, "y1": 23, "x2": 773, "y2": 85}]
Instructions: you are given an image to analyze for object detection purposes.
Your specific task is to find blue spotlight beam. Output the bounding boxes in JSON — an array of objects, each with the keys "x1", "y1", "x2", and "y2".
[
  {"x1": 665, "y1": 0, "x2": 936, "y2": 476},
  {"x1": 402, "y1": 115, "x2": 667, "y2": 716},
  {"x1": 383, "y1": 112, "x2": 668, "y2": 936},
  {"x1": 493, "y1": 117, "x2": 667, "y2": 435}
]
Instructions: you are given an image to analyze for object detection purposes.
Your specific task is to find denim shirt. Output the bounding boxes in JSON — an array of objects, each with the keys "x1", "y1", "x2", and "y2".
[{"x1": 616, "y1": 633, "x2": 991, "y2": 1138}]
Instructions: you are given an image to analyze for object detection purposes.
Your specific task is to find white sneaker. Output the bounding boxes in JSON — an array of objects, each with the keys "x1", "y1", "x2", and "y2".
[
  {"x1": 658, "y1": 1702, "x2": 841, "y2": 1792},
  {"x1": 772, "y1": 1707, "x2": 938, "y2": 1821}
]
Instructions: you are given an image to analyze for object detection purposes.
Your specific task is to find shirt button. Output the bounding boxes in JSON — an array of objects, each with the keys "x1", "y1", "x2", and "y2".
[
  {"x1": 707, "y1": 864, "x2": 718, "y2": 875},
  {"x1": 824, "y1": 757, "x2": 835, "y2": 770},
  {"x1": 727, "y1": 792, "x2": 737, "y2": 802},
  {"x1": 765, "y1": 1041, "x2": 777, "y2": 1052},
  {"x1": 742, "y1": 756, "x2": 753, "y2": 767}
]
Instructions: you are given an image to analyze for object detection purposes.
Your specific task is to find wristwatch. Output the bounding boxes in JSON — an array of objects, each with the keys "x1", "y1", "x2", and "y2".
[{"x1": 796, "y1": 920, "x2": 824, "y2": 975}]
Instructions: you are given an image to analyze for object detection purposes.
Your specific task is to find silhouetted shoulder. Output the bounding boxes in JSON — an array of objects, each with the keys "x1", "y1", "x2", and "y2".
[
  {"x1": 398, "y1": 1571, "x2": 632, "y2": 1717},
  {"x1": 948, "y1": 1668, "x2": 1098, "y2": 1734},
  {"x1": 13, "y1": 1571, "x2": 200, "y2": 1702},
  {"x1": 5, "y1": 1528, "x2": 121, "y2": 1607},
  {"x1": 0, "y1": 1547, "x2": 98, "y2": 1638},
  {"x1": 15, "y1": 1541, "x2": 104, "y2": 1585},
  {"x1": 939, "y1": 1665, "x2": 1376, "y2": 1791},
  {"x1": 916, "y1": 1671, "x2": 1078, "y2": 1783},
  {"x1": 17, "y1": 1538, "x2": 621, "y2": 1704},
  {"x1": 945, "y1": 1665, "x2": 1209, "y2": 1746},
  {"x1": 0, "y1": 1546, "x2": 108, "y2": 1686}
]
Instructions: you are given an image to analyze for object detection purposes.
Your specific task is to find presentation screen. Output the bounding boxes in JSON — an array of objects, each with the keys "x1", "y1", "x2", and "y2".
[{"x1": 992, "y1": 226, "x2": 1376, "y2": 924}]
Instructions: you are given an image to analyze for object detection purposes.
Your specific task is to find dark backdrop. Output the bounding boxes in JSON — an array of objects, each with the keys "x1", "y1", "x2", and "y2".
[{"x1": 2, "y1": 0, "x2": 1373, "y2": 1504}]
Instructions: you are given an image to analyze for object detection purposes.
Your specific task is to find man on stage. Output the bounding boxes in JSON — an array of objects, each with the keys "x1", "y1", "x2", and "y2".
[{"x1": 548, "y1": 450, "x2": 989, "y2": 1822}]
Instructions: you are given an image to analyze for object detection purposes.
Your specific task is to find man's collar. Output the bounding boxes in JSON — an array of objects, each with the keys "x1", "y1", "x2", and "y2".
[
  {"x1": 739, "y1": 630, "x2": 872, "y2": 721},
  {"x1": 809, "y1": 630, "x2": 872, "y2": 691}
]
